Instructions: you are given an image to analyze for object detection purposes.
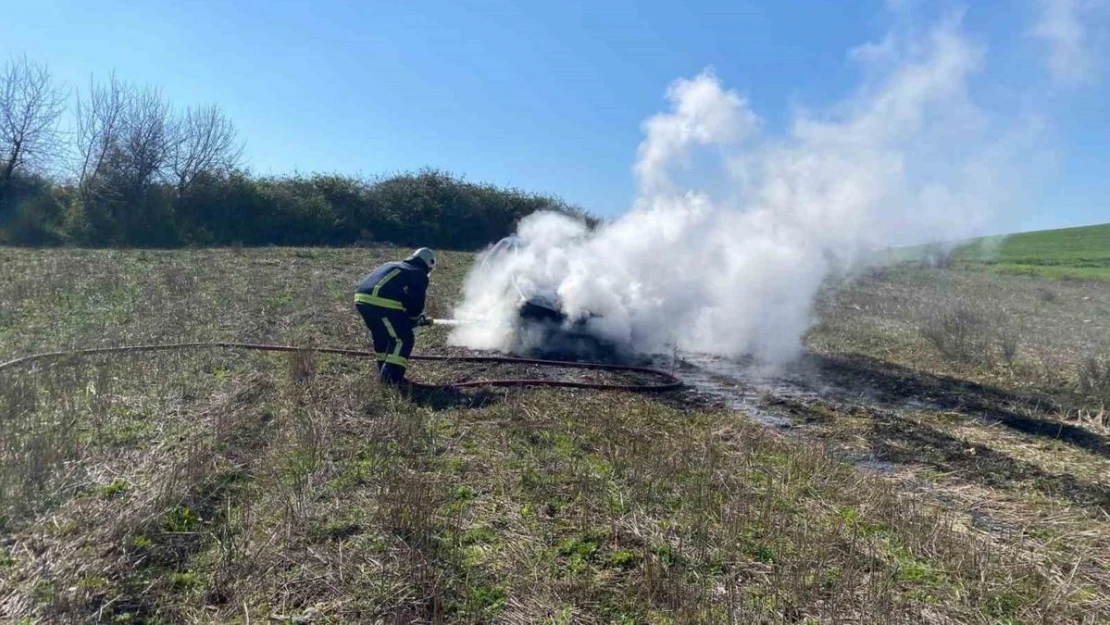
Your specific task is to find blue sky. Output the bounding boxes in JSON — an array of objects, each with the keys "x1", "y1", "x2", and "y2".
[{"x1": 3, "y1": 0, "x2": 1107, "y2": 231}]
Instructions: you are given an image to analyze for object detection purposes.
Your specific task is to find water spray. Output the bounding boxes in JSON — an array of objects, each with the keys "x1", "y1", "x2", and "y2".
[{"x1": 427, "y1": 318, "x2": 503, "y2": 328}]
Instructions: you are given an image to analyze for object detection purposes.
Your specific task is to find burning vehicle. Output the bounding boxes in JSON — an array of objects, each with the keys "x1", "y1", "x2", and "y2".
[{"x1": 480, "y1": 236, "x2": 628, "y2": 362}]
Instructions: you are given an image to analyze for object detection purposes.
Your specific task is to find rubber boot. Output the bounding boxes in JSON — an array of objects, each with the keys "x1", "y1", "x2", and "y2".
[{"x1": 380, "y1": 362, "x2": 407, "y2": 387}]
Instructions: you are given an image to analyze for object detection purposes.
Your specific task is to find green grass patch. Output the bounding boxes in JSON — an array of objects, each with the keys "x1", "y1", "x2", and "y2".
[
  {"x1": 96, "y1": 479, "x2": 131, "y2": 499},
  {"x1": 952, "y1": 223, "x2": 1110, "y2": 280}
]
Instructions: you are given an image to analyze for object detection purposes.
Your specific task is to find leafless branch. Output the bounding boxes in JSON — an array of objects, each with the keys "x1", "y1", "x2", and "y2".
[
  {"x1": 75, "y1": 72, "x2": 128, "y2": 199},
  {"x1": 122, "y1": 84, "x2": 172, "y2": 188},
  {"x1": 0, "y1": 56, "x2": 67, "y2": 183},
  {"x1": 76, "y1": 75, "x2": 174, "y2": 200},
  {"x1": 170, "y1": 104, "x2": 243, "y2": 194}
]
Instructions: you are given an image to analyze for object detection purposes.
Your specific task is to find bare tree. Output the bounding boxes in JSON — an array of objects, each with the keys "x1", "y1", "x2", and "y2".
[
  {"x1": 75, "y1": 75, "x2": 176, "y2": 242},
  {"x1": 120, "y1": 84, "x2": 172, "y2": 190},
  {"x1": 75, "y1": 73, "x2": 128, "y2": 200},
  {"x1": 169, "y1": 104, "x2": 243, "y2": 194},
  {"x1": 76, "y1": 76, "x2": 173, "y2": 195},
  {"x1": 0, "y1": 56, "x2": 67, "y2": 185}
]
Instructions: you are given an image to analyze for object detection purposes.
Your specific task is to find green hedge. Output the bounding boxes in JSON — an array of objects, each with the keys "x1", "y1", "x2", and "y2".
[{"x1": 0, "y1": 169, "x2": 592, "y2": 250}]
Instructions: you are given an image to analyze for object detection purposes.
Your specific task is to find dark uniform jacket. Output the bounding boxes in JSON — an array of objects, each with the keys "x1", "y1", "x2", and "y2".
[{"x1": 355, "y1": 260, "x2": 429, "y2": 319}]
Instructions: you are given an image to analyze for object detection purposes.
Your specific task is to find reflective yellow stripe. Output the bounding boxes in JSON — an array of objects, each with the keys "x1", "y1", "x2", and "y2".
[
  {"x1": 354, "y1": 293, "x2": 405, "y2": 310},
  {"x1": 382, "y1": 317, "x2": 398, "y2": 340},
  {"x1": 384, "y1": 354, "x2": 409, "y2": 367},
  {"x1": 381, "y1": 317, "x2": 408, "y2": 369},
  {"x1": 355, "y1": 267, "x2": 405, "y2": 310},
  {"x1": 372, "y1": 268, "x2": 401, "y2": 298}
]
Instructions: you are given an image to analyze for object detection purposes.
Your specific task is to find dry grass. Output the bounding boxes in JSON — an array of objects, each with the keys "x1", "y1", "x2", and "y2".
[
  {"x1": 920, "y1": 303, "x2": 993, "y2": 365},
  {"x1": 1078, "y1": 358, "x2": 1110, "y2": 419},
  {"x1": 4, "y1": 354, "x2": 1098, "y2": 623},
  {"x1": 1, "y1": 248, "x2": 1108, "y2": 623},
  {"x1": 918, "y1": 300, "x2": 1026, "y2": 368},
  {"x1": 803, "y1": 264, "x2": 1110, "y2": 619},
  {"x1": 812, "y1": 265, "x2": 1110, "y2": 398}
]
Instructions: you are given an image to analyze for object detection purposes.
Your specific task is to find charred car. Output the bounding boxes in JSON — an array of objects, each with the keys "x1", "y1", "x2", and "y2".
[{"x1": 481, "y1": 236, "x2": 627, "y2": 362}]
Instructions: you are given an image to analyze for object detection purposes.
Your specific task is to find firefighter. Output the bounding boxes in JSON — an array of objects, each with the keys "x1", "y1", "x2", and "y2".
[{"x1": 354, "y1": 248, "x2": 436, "y2": 385}]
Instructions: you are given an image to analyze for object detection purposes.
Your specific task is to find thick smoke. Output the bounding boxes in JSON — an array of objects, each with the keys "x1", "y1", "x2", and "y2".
[{"x1": 450, "y1": 14, "x2": 1044, "y2": 363}]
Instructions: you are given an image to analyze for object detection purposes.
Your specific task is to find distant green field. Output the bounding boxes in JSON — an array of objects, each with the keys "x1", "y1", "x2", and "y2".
[{"x1": 903, "y1": 222, "x2": 1110, "y2": 280}]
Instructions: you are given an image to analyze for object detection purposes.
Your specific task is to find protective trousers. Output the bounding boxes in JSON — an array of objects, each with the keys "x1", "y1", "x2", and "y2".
[{"x1": 355, "y1": 303, "x2": 414, "y2": 385}]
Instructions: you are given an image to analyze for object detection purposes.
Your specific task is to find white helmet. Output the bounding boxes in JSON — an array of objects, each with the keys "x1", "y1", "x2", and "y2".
[{"x1": 407, "y1": 247, "x2": 436, "y2": 272}]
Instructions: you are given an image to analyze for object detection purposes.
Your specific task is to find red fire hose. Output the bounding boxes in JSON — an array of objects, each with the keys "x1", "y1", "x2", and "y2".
[{"x1": 0, "y1": 342, "x2": 684, "y2": 393}]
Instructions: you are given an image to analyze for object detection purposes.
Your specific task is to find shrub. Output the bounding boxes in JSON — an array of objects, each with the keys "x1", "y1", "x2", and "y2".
[
  {"x1": 2, "y1": 169, "x2": 590, "y2": 250},
  {"x1": 921, "y1": 299, "x2": 1026, "y2": 367},
  {"x1": 1078, "y1": 357, "x2": 1110, "y2": 405},
  {"x1": 0, "y1": 173, "x2": 67, "y2": 245},
  {"x1": 922, "y1": 303, "x2": 992, "y2": 365}
]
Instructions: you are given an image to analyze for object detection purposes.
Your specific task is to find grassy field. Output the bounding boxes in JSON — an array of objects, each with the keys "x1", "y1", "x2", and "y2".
[
  {"x1": 946, "y1": 222, "x2": 1110, "y2": 280},
  {"x1": 1, "y1": 246, "x2": 1109, "y2": 624}
]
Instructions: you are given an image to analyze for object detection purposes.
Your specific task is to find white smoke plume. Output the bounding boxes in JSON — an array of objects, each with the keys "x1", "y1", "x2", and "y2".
[
  {"x1": 1032, "y1": 0, "x2": 1110, "y2": 86},
  {"x1": 450, "y1": 13, "x2": 1045, "y2": 363}
]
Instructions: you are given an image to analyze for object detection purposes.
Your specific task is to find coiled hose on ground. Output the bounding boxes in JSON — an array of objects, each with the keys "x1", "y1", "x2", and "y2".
[{"x1": 0, "y1": 342, "x2": 684, "y2": 392}]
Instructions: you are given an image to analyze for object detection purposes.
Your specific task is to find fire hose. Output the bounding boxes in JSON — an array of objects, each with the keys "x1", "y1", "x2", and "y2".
[{"x1": 0, "y1": 342, "x2": 684, "y2": 393}]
